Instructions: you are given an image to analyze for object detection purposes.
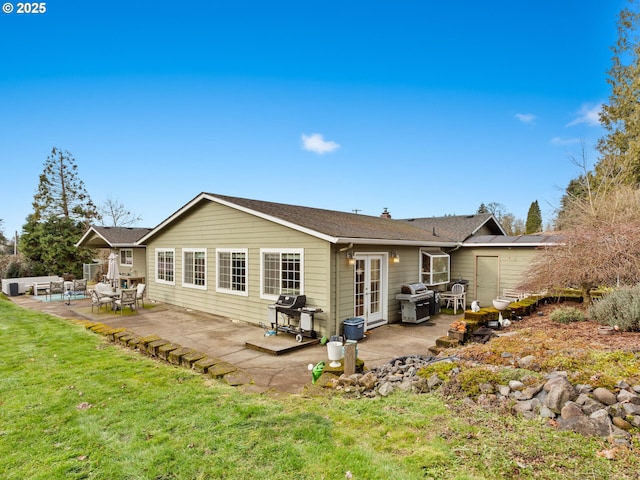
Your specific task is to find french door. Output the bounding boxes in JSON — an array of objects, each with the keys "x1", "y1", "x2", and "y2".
[{"x1": 354, "y1": 254, "x2": 387, "y2": 329}]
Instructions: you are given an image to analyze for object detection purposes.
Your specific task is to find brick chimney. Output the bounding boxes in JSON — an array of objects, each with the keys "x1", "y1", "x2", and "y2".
[{"x1": 380, "y1": 208, "x2": 392, "y2": 219}]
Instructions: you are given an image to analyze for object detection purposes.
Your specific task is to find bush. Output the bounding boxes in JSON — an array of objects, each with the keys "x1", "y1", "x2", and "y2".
[
  {"x1": 549, "y1": 306, "x2": 586, "y2": 324},
  {"x1": 588, "y1": 285, "x2": 640, "y2": 332}
]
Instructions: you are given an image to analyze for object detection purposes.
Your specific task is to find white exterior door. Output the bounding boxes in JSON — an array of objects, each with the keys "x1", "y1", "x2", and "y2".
[{"x1": 354, "y1": 254, "x2": 387, "y2": 329}]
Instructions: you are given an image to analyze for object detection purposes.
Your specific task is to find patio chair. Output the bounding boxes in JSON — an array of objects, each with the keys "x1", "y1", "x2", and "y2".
[
  {"x1": 135, "y1": 283, "x2": 146, "y2": 308},
  {"x1": 114, "y1": 288, "x2": 137, "y2": 315},
  {"x1": 72, "y1": 279, "x2": 87, "y2": 298},
  {"x1": 90, "y1": 289, "x2": 113, "y2": 313},
  {"x1": 441, "y1": 283, "x2": 466, "y2": 314},
  {"x1": 46, "y1": 280, "x2": 65, "y2": 301}
]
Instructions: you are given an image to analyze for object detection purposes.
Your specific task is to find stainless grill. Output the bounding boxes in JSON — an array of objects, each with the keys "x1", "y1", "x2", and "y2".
[{"x1": 395, "y1": 283, "x2": 434, "y2": 323}]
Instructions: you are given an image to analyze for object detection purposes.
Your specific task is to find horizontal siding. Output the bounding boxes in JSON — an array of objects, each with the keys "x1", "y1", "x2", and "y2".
[
  {"x1": 451, "y1": 246, "x2": 541, "y2": 303},
  {"x1": 146, "y1": 201, "x2": 332, "y2": 334}
]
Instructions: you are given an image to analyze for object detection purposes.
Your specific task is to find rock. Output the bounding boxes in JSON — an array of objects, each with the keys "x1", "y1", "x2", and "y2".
[
  {"x1": 617, "y1": 389, "x2": 640, "y2": 405},
  {"x1": 574, "y1": 384, "x2": 592, "y2": 394},
  {"x1": 508, "y1": 380, "x2": 525, "y2": 391},
  {"x1": 593, "y1": 387, "x2": 617, "y2": 405},
  {"x1": 545, "y1": 382, "x2": 574, "y2": 413},
  {"x1": 561, "y1": 401, "x2": 585, "y2": 419},
  {"x1": 612, "y1": 417, "x2": 632, "y2": 431},
  {"x1": 520, "y1": 384, "x2": 544, "y2": 401},
  {"x1": 498, "y1": 385, "x2": 511, "y2": 397},
  {"x1": 557, "y1": 416, "x2": 613, "y2": 437},
  {"x1": 358, "y1": 372, "x2": 377, "y2": 390},
  {"x1": 539, "y1": 406, "x2": 556, "y2": 418},
  {"x1": 378, "y1": 382, "x2": 394, "y2": 397},
  {"x1": 580, "y1": 396, "x2": 606, "y2": 415},
  {"x1": 517, "y1": 355, "x2": 536, "y2": 369}
]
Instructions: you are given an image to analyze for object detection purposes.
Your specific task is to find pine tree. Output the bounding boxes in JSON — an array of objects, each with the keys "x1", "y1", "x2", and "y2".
[
  {"x1": 32, "y1": 147, "x2": 98, "y2": 223},
  {"x1": 20, "y1": 148, "x2": 97, "y2": 277},
  {"x1": 477, "y1": 203, "x2": 489, "y2": 214},
  {"x1": 525, "y1": 200, "x2": 542, "y2": 234}
]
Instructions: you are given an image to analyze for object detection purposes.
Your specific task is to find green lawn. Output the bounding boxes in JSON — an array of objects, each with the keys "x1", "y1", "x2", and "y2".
[{"x1": 1, "y1": 296, "x2": 638, "y2": 479}]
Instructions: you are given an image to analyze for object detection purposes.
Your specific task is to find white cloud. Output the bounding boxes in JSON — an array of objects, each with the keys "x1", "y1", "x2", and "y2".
[
  {"x1": 567, "y1": 103, "x2": 602, "y2": 127},
  {"x1": 550, "y1": 136, "x2": 581, "y2": 146},
  {"x1": 301, "y1": 133, "x2": 340, "y2": 155},
  {"x1": 515, "y1": 113, "x2": 536, "y2": 124}
]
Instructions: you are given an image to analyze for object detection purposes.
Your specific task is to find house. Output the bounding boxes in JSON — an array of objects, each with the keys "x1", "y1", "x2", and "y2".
[
  {"x1": 75, "y1": 226, "x2": 152, "y2": 283},
  {"x1": 131, "y1": 192, "x2": 530, "y2": 338},
  {"x1": 77, "y1": 193, "x2": 556, "y2": 337}
]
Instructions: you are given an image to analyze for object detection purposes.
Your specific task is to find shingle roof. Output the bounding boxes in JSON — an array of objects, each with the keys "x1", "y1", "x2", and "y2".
[
  {"x1": 76, "y1": 226, "x2": 152, "y2": 248},
  {"x1": 210, "y1": 193, "x2": 454, "y2": 243},
  {"x1": 398, "y1": 214, "x2": 505, "y2": 242},
  {"x1": 139, "y1": 193, "x2": 462, "y2": 246}
]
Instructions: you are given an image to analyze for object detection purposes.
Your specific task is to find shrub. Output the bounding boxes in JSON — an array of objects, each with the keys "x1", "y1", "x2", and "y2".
[
  {"x1": 549, "y1": 306, "x2": 586, "y2": 324},
  {"x1": 588, "y1": 285, "x2": 640, "y2": 332}
]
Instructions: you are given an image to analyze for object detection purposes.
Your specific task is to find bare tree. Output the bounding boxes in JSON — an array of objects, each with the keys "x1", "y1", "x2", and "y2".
[{"x1": 98, "y1": 196, "x2": 142, "y2": 227}]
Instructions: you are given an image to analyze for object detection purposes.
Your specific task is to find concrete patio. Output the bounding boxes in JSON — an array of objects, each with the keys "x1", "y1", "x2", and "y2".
[{"x1": 8, "y1": 293, "x2": 457, "y2": 394}]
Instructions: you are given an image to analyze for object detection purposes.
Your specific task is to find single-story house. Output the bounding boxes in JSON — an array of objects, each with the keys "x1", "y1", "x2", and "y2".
[
  {"x1": 117, "y1": 192, "x2": 553, "y2": 338},
  {"x1": 75, "y1": 226, "x2": 152, "y2": 283},
  {"x1": 76, "y1": 193, "x2": 560, "y2": 337}
]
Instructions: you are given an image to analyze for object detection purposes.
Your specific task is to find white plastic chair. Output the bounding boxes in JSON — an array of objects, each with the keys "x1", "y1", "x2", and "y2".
[{"x1": 441, "y1": 283, "x2": 466, "y2": 314}]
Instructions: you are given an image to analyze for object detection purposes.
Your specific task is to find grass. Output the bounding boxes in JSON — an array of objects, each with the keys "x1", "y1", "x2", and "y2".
[{"x1": 1, "y1": 296, "x2": 639, "y2": 479}]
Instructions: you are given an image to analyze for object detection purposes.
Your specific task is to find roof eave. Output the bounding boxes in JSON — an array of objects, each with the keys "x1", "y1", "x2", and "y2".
[
  {"x1": 75, "y1": 226, "x2": 111, "y2": 248},
  {"x1": 335, "y1": 237, "x2": 459, "y2": 247}
]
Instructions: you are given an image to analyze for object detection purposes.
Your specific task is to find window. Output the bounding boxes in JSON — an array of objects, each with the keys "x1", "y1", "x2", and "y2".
[
  {"x1": 420, "y1": 250, "x2": 450, "y2": 285},
  {"x1": 120, "y1": 249, "x2": 133, "y2": 266},
  {"x1": 183, "y1": 248, "x2": 207, "y2": 289},
  {"x1": 260, "y1": 249, "x2": 303, "y2": 298},
  {"x1": 216, "y1": 248, "x2": 247, "y2": 295},
  {"x1": 156, "y1": 248, "x2": 175, "y2": 285}
]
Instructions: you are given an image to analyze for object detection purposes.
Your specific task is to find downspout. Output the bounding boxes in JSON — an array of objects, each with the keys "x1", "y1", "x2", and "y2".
[{"x1": 334, "y1": 243, "x2": 354, "y2": 336}]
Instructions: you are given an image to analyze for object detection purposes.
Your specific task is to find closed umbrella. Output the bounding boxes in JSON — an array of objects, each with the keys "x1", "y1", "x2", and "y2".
[{"x1": 106, "y1": 252, "x2": 119, "y2": 287}]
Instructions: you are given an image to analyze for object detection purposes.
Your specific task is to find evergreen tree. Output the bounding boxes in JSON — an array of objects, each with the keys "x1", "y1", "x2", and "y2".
[
  {"x1": 32, "y1": 147, "x2": 98, "y2": 223},
  {"x1": 20, "y1": 148, "x2": 97, "y2": 277},
  {"x1": 525, "y1": 200, "x2": 542, "y2": 234},
  {"x1": 476, "y1": 203, "x2": 489, "y2": 214},
  {"x1": 597, "y1": 1, "x2": 640, "y2": 185}
]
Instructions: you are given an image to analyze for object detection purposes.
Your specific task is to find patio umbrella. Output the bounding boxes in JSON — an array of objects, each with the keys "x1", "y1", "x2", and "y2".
[{"x1": 106, "y1": 252, "x2": 119, "y2": 287}]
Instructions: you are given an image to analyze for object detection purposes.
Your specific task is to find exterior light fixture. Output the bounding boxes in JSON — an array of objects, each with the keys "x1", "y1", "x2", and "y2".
[
  {"x1": 346, "y1": 251, "x2": 356, "y2": 265},
  {"x1": 391, "y1": 251, "x2": 400, "y2": 264}
]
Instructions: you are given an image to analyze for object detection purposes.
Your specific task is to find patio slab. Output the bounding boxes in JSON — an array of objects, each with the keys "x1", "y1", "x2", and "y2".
[{"x1": 8, "y1": 294, "x2": 457, "y2": 394}]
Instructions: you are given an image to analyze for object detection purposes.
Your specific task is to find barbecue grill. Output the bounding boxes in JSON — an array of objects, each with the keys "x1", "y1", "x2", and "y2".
[
  {"x1": 395, "y1": 283, "x2": 435, "y2": 323},
  {"x1": 267, "y1": 294, "x2": 322, "y2": 342}
]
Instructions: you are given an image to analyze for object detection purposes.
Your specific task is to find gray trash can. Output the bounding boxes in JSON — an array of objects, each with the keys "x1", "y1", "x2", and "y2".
[
  {"x1": 8, "y1": 282, "x2": 19, "y2": 296},
  {"x1": 343, "y1": 317, "x2": 365, "y2": 341}
]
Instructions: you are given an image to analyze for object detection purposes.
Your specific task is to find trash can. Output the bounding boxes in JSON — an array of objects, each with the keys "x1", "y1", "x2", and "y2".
[
  {"x1": 343, "y1": 317, "x2": 365, "y2": 341},
  {"x1": 8, "y1": 282, "x2": 19, "y2": 297}
]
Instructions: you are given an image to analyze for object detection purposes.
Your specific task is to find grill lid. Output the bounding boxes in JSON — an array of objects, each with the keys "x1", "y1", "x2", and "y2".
[
  {"x1": 274, "y1": 294, "x2": 306, "y2": 309},
  {"x1": 401, "y1": 283, "x2": 428, "y2": 295}
]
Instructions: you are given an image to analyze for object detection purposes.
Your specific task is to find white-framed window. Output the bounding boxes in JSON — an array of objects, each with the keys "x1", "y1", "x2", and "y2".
[
  {"x1": 155, "y1": 248, "x2": 175, "y2": 285},
  {"x1": 183, "y1": 248, "x2": 207, "y2": 289},
  {"x1": 120, "y1": 249, "x2": 133, "y2": 266},
  {"x1": 216, "y1": 248, "x2": 248, "y2": 296},
  {"x1": 420, "y1": 250, "x2": 450, "y2": 286},
  {"x1": 260, "y1": 248, "x2": 303, "y2": 299}
]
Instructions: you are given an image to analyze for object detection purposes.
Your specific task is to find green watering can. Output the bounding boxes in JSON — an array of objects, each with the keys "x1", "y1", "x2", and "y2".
[{"x1": 309, "y1": 361, "x2": 325, "y2": 384}]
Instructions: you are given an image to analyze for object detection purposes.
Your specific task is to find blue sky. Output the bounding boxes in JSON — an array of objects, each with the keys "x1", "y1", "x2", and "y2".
[{"x1": 0, "y1": 1, "x2": 627, "y2": 237}]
